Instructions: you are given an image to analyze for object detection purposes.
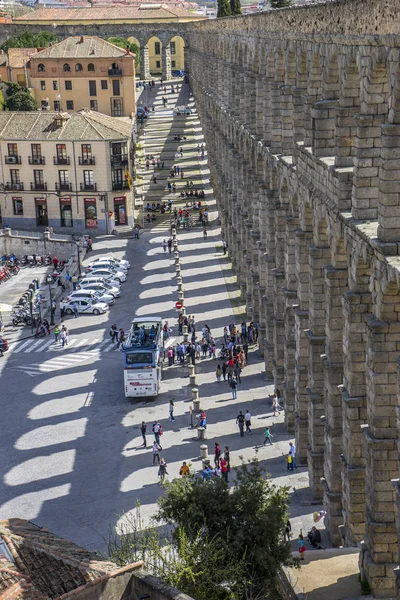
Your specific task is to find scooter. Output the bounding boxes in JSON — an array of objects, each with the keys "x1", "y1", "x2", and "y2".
[{"x1": 11, "y1": 310, "x2": 32, "y2": 327}]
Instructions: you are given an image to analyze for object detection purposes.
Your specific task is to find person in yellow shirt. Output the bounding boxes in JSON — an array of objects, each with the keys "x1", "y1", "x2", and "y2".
[{"x1": 179, "y1": 462, "x2": 190, "y2": 477}]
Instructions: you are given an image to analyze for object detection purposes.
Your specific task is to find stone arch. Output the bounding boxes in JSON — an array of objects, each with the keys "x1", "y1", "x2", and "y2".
[{"x1": 166, "y1": 35, "x2": 185, "y2": 72}]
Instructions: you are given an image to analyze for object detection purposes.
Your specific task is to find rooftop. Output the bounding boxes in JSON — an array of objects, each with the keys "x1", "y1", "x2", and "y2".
[
  {"x1": 15, "y1": 4, "x2": 203, "y2": 20},
  {"x1": 7, "y1": 47, "x2": 38, "y2": 68},
  {"x1": 32, "y1": 36, "x2": 131, "y2": 59},
  {"x1": 0, "y1": 110, "x2": 133, "y2": 141}
]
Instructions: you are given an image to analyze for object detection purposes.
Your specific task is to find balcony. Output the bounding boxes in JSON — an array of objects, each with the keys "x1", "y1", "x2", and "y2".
[
  {"x1": 5, "y1": 155, "x2": 21, "y2": 164},
  {"x1": 53, "y1": 156, "x2": 70, "y2": 165},
  {"x1": 108, "y1": 68, "x2": 122, "y2": 76},
  {"x1": 55, "y1": 182, "x2": 72, "y2": 192},
  {"x1": 78, "y1": 156, "x2": 96, "y2": 165},
  {"x1": 30, "y1": 182, "x2": 47, "y2": 191},
  {"x1": 5, "y1": 182, "x2": 23, "y2": 191},
  {"x1": 80, "y1": 182, "x2": 97, "y2": 192},
  {"x1": 29, "y1": 156, "x2": 45, "y2": 165},
  {"x1": 111, "y1": 154, "x2": 128, "y2": 166},
  {"x1": 112, "y1": 181, "x2": 129, "y2": 191}
]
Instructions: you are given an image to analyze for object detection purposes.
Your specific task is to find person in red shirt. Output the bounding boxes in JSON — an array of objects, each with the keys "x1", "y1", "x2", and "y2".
[{"x1": 220, "y1": 457, "x2": 229, "y2": 483}]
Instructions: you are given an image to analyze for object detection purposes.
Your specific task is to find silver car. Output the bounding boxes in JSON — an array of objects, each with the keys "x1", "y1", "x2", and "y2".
[
  {"x1": 67, "y1": 289, "x2": 115, "y2": 306},
  {"x1": 78, "y1": 281, "x2": 121, "y2": 298}
]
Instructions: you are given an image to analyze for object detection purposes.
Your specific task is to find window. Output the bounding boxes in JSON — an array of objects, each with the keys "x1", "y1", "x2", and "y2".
[
  {"x1": 54, "y1": 100, "x2": 60, "y2": 111},
  {"x1": 31, "y1": 144, "x2": 42, "y2": 159},
  {"x1": 63, "y1": 63, "x2": 71, "y2": 72},
  {"x1": 60, "y1": 198, "x2": 73, "y2": 227},
  {"x1": 41, "y1": 100, "x2": 48, "y2": 110},
  {"x1": 111, "y1": 142, "x2": 126, "y2": 156},
  {"x1": 112, "y1": 98, "x2": 123, "y2": 117},
  {"x1": 171, "y1": 60, "x2": 176, "y2": 68},
  {"x1": 66, "y1": 100, "x2": 74, "y2": 110},
  {"x1": 56, "y1": 144, "x2": 67, "y2": 161},
  {"x1": 33, "y1": 170, "x2": 44, "y2": 186},
  {"x1": 38, "y1": 63, "x2": 45, "y2": 72},
  {"x1": 101, "y1": 80, "x2": 108, "y2": 90},
  {"x1": 156, "y1": 61, "x2": 161, "y2": 69},
  {"x1": 170, "y1": 41, "x2": 176, "y2": 54},
  {"x1": 10, "y1": 169, "x2": 20, "y2": 184},
  {"x1": 65, "y1": 80, "x2": 72, "y2": 90},
  {"x1": 89, "y1": 80, "x2": 97, "y2": 96},
  {"x1": 13, "y1": 197, "x2": 23, "y2": 215},
  {"x1": 83, "y1": 171, "x2": 94, "y2": 187},
  {"x1": 8, "y1": 143, "x2": 18, "y2": 157},
  {"x1": 112, "y1": 168, "x2": 123, "y2": 187},
  {"x1": 58, "y1": 170, "x2": 69, "y2": 185},
  {"x1": 53, "y1": 80, "x2": 58, "y2": 90},
  {"x1": 88, "y1": 63, "x2": 95, "y2": 71},
  {"x1": 112, "y1": 79, "x2": 120, "y2": 96},
  {"x1": 75, "y1": 63, "x2": 83, "y2": 72},
  {"x1": 154, "y1": 41, "x2": 160, "y2": 55},
  {"x1": 90, "y1": 100, "x2": 98, "y2": 111},
  {"x1": 81, "y1": 144, "x2": 92, "y2": 160},
  {"x1": 40, "y1": 80, "x2": 46, "y2": 91}
]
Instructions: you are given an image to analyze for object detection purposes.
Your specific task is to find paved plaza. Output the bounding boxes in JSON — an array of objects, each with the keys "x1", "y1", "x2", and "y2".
[{"x1": 0, "y1": 80, "x2": 321, "y2": 555}]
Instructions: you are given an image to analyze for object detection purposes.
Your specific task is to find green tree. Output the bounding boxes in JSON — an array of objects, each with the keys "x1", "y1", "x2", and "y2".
[
  {"x1": 269, "y1": 0, "x2": 292, "y2": 8},
  {"x1": 106, "y1": 37, "x2": 140, "y2": 68},
  {"x1": 1, "y1": 31, "x2": 59, "y2": 53},
  {"x1": 230, "y1": 0, "x2": 242, "y2": 15},
  {"x1": 5, "y1": 81, "x2": 22, "y2": 96},
  {"x1": 217, "y1": 0, "x2": 232, "y2": 17},
  {"x1": 0, "y1": 90, "x2": 4, "y2": 111},
  {"x1": 6, "y1": 91, "x2": 37, "y2": 111}
]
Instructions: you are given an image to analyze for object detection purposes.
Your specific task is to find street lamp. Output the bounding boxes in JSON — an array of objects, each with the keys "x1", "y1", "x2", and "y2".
[
  {"x1": 75, "y1": 239, "x2": 82, "y2": 277},
  {"x1": 46, "y1": 274, "x2": 55, "y2": 326}
]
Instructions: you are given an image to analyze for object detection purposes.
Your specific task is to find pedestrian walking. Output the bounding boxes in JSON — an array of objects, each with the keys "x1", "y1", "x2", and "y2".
[
  {"x1": 110, "y1": 324, "x2": 118, "y2": 343},
  {"x1": 222, "y1": 361, "x2": 227, "y2": 381},
  {"x1": 203, "y1": 227, "x2": 207, "y2": 239},
  {"x1": 180, "y1": 169, "x2": 184, "y2": 179},
  {"x1": 289, "y1": 441, "x2": 297, "y2": 468},
  {"x1": 71, "y1": 275, "x2": 78, "y2": 290},
  {"x1": 263, "y1": 426, "x2": 273, "y2": 445},
  {"x1": 152, "y1": 420, "x2": 162, "y2": 445},
  {"x1": 220, "y1": 456, "x2": 229, "y2": 483},
  {"x1": 234, "y1": 362, "x2": 242, "y2": 383},
  {"x1": 117, "y1": 328, "x2": 125, "y2": 348},
  {"x1": 158, "y1": 458, "x2": 168, "y2": 482},
  {"x1": 272, "y1": 393, "x2": 281, "y2": 416},
  {"x1": 43, "y1": 319, "x2": 50, "y2": 335},
  {"x1": 245, "y1": 409, "x2": 252, "y2": 434},
  {"x1": 223, "y1": 446, "x2": 230, "y2": 471},
  {"x1": 60, "y1": 325, "x2": 68, "y2": 347},
  {"x1": 169, "y1": 399, "x2": 175, "y2": 421},
  {"x1": 216, "y1": 364, "x2": 222, "y2": 381},
  {"x1": 287, "y1": 453, "x2": 294, "y2": 471},
  {"x1": 284, "y1": 520, "x2": 292, "y2": 542},
  {"x1": 162, "y1": 239, "x2": 167, "y2": 252},
  {"x1": 236, "y1": 410, "x2": 245, "y2": 437},
  {"x1": 298, "y1": 534, "x2": 306, "y2": 560},
  {"x1": 167, "y1": 238, "x2": 173, "y2": 253},
  {"x1": 230, "y1": 377, "x2": 238, "y2": 399},
  {"x1": 54, "y1": 325, "x2": 60, "y2": 342},
  {"x1": 168, "y1": 347, "x2": 174, "y2": 366},
  {"x1": 152, "y1": 441, "x2": 161, "y2": 465},
  {"x1": 141, "y1": 421, "x2": 147, "y2": 447},
  {"x1": 179, "y1": 461, "x2": 190, "y2": 476},
  {"x1": 214, "y1": 442, "x2": 221, "y2": 467},
  {"x1": 72, "y1": 301, "x2": 79, "y2": 318}
]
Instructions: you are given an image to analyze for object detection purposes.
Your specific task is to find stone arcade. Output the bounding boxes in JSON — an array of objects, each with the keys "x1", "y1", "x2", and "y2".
[{"x1": 3, "y1": 0, "x2": 400, "y2": 597}]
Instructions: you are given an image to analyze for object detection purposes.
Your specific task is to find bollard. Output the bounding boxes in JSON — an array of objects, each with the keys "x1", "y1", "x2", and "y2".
[
  {"x1": 174, "y1": 256, "x2": 180, "y2": 266},
  {"x1": 190, "y1": 373, "x2": 197, "y2": 386},
  {"x1": 192, "y1": 388, "x2": 199, "y2": 401},
  {"x1": 178, "y1": 290, "x2": 184, "y2": 302},
  {"x1": 193, "y1": 398, "x2": 200, "y2": 412},
  {"x1": 172, "y1": 228, "x2": 176, "y2": 237},
  {"x1": 197, "y1": 427, "x2": 206, "y2": 440},
  {"x1": 183, "y1": 325, "x2": 188, "y2": 342},
  {"x1": 200, "y1": 444, "x2": 208, "y2": 459},
  {"x1": 177, "y1": 282, "x2": 183, "y2": 292}
]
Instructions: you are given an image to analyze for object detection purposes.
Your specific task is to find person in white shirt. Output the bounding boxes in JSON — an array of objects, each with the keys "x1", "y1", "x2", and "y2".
[
  {"x1": 245, "y1": 410, "x2": 252, "y2": 434},
  {"x1": 289, "y1": 441, "x2": 297, "y2": 468}
]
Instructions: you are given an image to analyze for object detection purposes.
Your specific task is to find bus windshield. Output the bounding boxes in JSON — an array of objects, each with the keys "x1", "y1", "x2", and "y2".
[{"x1": 125, "y1": 351, "x2": 154, "y2": 366}]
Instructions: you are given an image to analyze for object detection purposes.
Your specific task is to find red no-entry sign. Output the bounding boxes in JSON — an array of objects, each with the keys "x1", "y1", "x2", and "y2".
[{"x1": 175, "y1": 301, "x2": 183, "y2": 309}]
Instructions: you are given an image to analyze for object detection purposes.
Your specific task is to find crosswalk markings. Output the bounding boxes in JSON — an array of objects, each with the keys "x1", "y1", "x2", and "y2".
[
  {"x1": 9, "y1": 351, "x2": 99, "y2": 377},
  {"x1": 8, "y1": 337, "x2": 122, "y2": 355}
]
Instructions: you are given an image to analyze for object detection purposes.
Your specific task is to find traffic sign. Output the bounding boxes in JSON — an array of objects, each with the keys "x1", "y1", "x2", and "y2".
[{"x1": 175, "y1": 301, "x2": 183, "y2": 309}]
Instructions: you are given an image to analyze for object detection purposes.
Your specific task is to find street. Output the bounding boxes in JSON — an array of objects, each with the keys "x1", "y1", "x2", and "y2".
[{"x1": 0, "y1": 80, "x2": 321, "y2": 553}]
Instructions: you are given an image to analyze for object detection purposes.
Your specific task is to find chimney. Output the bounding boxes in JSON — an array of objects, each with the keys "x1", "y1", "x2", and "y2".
[
  {"x1": 79, "y1": 36, "x2": 84, "y2": 43},
  {"x1": 125, "y1": 45, "x2": 130, "y2": 54}
]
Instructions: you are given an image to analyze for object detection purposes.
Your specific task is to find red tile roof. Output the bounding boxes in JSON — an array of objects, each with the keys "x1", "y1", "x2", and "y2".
[
  {"x1": 7, "y1": 48, "x2": 38, "y2": 68},
  {"x1": 15, "y1": 4, "x2": 204, "y2": 20}
]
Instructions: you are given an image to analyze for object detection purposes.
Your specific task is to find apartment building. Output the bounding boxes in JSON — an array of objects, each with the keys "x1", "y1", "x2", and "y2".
[
  {"x1": 0, "y1": 111, "x2": 135, "y2": 233},
  {"x1": 26, "y1": 36, "x2": 136, "y2": 117}
]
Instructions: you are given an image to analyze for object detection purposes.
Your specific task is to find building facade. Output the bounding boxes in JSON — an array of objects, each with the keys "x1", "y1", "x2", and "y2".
[{"x1": 0, "y1": 110, "x2": 135, "y2": 233}]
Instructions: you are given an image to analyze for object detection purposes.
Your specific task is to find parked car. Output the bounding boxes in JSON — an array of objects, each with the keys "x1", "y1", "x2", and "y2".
[
  {"x1": 67, "y1": 289, "x2": 115, "y2": 306},
  {"x1": 78, "y1": 281, "x2": 121, "y2": 298},
  {"x1": 87, "y1": 260, "x2": 128, "y2": 273},
  {"x1": 0, "y1": 336, "x2": 9, "y2": 357},
  {"x1": 79, "y1": 275, "x2": 121, "y2": 289},
  {"x1": 60, "y1": 298, "x2": 109, "y2": 316},
  {"x1": 173, "y1": 105, "x2": 193, "y2": 115},
  {"x1": 86, "y1": 268, "x2": 127, "y2": 283},
  {"x1": 89, "y1": 256, "x2": 130, "y2": 269},
  {"x1": 172, "y1": 69, "x2": 184, "y2": 77}
]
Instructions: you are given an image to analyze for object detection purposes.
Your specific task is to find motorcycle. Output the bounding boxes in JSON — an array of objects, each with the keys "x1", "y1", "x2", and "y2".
[{"x1": 11, "y1": 310, "x2": 32, "y2": 327}]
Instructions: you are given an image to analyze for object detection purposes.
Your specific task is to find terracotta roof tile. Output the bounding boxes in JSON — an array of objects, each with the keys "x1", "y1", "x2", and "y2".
[
  {"x1": 32, "y1": 36, "x2": 129, "y2": 59},
  {"x1": 15, "y1": 4, "x2": 203, "y2": 20},
  {"x1": 7, "y1": 48, "x2": 38, "y2": 68}
]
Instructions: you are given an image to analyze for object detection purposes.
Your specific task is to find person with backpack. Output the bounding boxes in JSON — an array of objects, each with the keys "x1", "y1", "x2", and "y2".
[
  {"x1": 236, "y1": 410, "x2": 245, "y2": 437},
  {"x1": 287, "y1": 453, "x2": 294, "y2": 471},
  {"x1": 214, "y1": 442, "x2": 221, "y2": 467},
  {"x1": 152, "y1": 441, "x2": 161, "y2": 465},
  {"x1": 158, "y1": 458, "x2": 168, "y2": 482},
  {"x1": 152, "y1": 420, "x2": 163, "y2": 445},
  {"x1": 230, "y1": 377, "x2": 238, "y2": 399}
]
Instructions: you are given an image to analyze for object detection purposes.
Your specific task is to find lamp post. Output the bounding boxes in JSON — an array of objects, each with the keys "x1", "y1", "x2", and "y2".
[
  {"x1": 46, "y1": 275, "x2": 55, "y2": 326},
  {"x1": 75, "y1": 239, "x2": 82, "y2": 277}
]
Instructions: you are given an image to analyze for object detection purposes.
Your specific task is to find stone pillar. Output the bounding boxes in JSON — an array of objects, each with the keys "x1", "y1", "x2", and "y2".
[
  {"x1": 340, "y1": 283, "x2": 371, "y2": 546},
  {"x1": 283, "y1": 216, "x2": 298, "y2": 432},
  {"x1": 377, "y1": 123, "x2": 400, "y2": 243},
  {"x1": 362, "y1": 314, "x2": 398, "y2": 598},
  {"x1": 306, "y1": 244, "x2": 330, "y2": 501},
  {"x1": 162, "y1": 44, "x2": 172, "y2": 81},
  {"x1": 280, "y1": 85, "x2": 294, "y2": 153},
  {"x1": 322, "y1": 264, "x2": 348, "y2": 547},
  {"x1": 140, "y1": 45, "x2": 150, "y2": 80},
  {"x1": 311, "y1": 99, "x2": 339, "y2": 158}
]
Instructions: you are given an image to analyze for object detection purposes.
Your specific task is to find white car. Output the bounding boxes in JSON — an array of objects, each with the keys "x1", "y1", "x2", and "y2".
[
  {"x1": 67, "y1": 290, "x2": 115, "y2": 306},
  {"x1": 90, "y1": 256, "x2": 130, "y2": 269},
  {"x1": 78, "y1": 281, "x2": 121, "y2": 298},
  {"x1": 80, "y1": 275, "x2": 121, "y2": 288},
  {"x1": 60, "y1": 298, "x2": 109, "y2": 316},
  {"x1": 87, "y1": 260, "x2": 128, "y2": 273},
  {"x1": 174, "y1": 106, "x2": 193, "y2": 115},
  {"x1": 87, "y1": 268, "x2": 127, "y2": 282}
]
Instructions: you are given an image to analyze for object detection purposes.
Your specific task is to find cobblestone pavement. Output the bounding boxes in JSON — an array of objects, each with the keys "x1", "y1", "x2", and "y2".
[{"x1": 0, "y1": 79, "x2": 323, "y2": 554}]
